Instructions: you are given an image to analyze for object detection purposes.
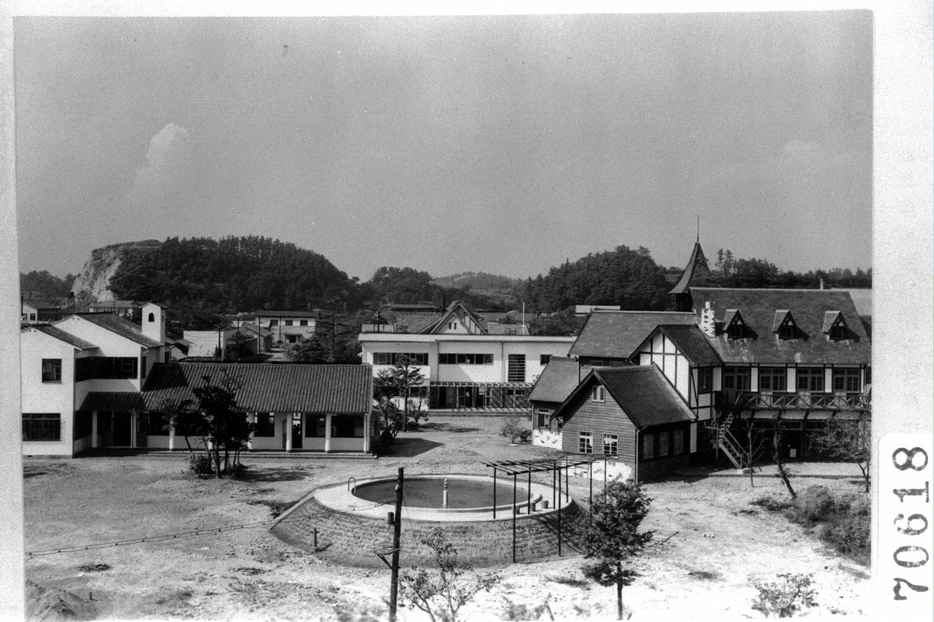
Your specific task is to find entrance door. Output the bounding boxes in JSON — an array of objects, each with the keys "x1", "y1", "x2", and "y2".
[
  {"x1": 113, "y1": 412, "x2": 132, "y2": 446},
  {"x1": 291, "y1": 414, "x2": 303, "y2": 449}
]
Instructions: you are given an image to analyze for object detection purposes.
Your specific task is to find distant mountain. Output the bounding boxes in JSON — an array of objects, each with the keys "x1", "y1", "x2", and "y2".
[{"x1": 70, "y1": 240, "x2": 163, "y2": 303}]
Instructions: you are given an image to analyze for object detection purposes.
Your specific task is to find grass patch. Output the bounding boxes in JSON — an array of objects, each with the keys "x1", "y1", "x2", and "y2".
[
  {"x1": 546, "y1": 575, "x2": 589, "y2": 589},
  {"x1": 77, "y1": 563, "x2": 111, "y2": 573},
  {"x1": 753, "y1": 485, "x2": 870, "y2": 565}
]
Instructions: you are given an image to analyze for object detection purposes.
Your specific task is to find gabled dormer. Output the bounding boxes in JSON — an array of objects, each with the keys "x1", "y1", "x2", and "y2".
[
  {"x1": 722, "y1": 309, "x2": 747, "y2": 340},
  {"x1": 822, "y1": 311, "x2": 850, "y2": 341},
  {"x1": 771, "y1": 310, "x2": 800, "y2": 340}
]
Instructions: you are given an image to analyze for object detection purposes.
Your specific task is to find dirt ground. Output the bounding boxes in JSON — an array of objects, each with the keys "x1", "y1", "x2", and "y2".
[{"x1": 23, "y1": 416, "x2": 870, "y2": 621}]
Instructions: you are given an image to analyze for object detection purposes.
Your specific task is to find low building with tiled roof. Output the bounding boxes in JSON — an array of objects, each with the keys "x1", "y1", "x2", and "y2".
[{"x1": 142, "y1": 362, "x2": 375, "y2": 453}]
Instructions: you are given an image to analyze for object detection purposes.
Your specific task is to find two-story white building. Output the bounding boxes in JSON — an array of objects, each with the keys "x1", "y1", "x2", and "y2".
[
  {"x1": 359, "y1": 301, "x2": 575, "y2": 411},
  {"x1": 19, "y1": 302, "x2": 166, "y2": 457},
  {"x1": 252, "y1": 310, "x2": 318, "y2": 348}
]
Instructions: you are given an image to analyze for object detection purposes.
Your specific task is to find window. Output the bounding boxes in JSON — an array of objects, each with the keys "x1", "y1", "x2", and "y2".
[
  {"x1": 141, "y1": 356, "x2": 147, "y2": 379},
  {"x1": 299, "y1": 320, "x2": 308, "y2": 326},
  {"x1": 697, "y1": 368, "x2": 713, "y2": 393},
  {"x1": 642, "y1": 433, "x2": 655, "y2": 460},
  {"x1": 535, "y1": 408, "x2": 552, "y2": 428},
  {"x1": 829, "y1": 323, "x2": 848, "y2": 341},
  {"x1": 672, "y1": 429, "x2": 684, "y2": 455},
  {"x1": 74, "y1": 357, "x2": 138, "y2": 380},
  {"x1": 591, "y1": 385, "x2": 606, "y2": 402},
  {"x1": 284, "y1": 320, "x2": 293, "y2": 326},
  {"x1": 306, "y1": 415, "x2": 327, "y2": 438},
  {"x1": 507, "y1": 354, "x2": 526, "y2": 382},
  {"x1": 658, "y1": 431, "x2": 670, "y2": 457},
  {"x1": 437, "y1": 353, "x2": 491, "y2": 365},
  {"x1": 332, "y1": 415, "x2": 364, "y2": 438},
  {"x1": 579, "y1": 432, "x2": 593, "y2": 454},
  {"x1": 287, "y1": 335, "x2": 299, "y2": 344},
  {"x1": 269, "y1": 319, "x2": 278, "y2": 327},
  {"x1": 376, "y1": 353, "x2": 430, "y2": 366},
  {"x1": 41, "y1": 359, "x2": 62, "y2": 382},
  {"x1": 254, "y1": 413, "x2": 275, "y2": 437},
  {"x1": 759, "y1": 367, "x2": 787, "y2": 392},
  {"x1": 22, "y1": 413, "x2": 61, "y2": 441},
  {"x1": 722, "y1": 367, "x2": 751, "y2": 391},
  {"x1": 603, "y1": 434, "x2": 618, "y2": 456},
  {"x1": 148, "y1": 312, "x2": 155, "y2": 322},
  {"x1": 796, "y1": 367, "x2": 825, "y2": 392},
  {"x1": 146, "y1": 413, "x2": 170, "y2": 436},
  {"x1": 540, "y1": 354, "x2": 552, "y2": 366},
  {"x1": 832, "y1": 369, "x2": 861, "y2": 393},
  {"x1": 778, "y1": 324, "x2": 796, "y2": 340}
]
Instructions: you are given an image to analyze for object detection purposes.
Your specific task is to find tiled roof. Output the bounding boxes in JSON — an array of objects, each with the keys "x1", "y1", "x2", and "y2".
[
  {"x1": 420, "y1": 301, "x2": 485, "y2": 334},
  {"x1": 669, "y1": 242, "x2": 713, "y2": 295},
  {"x1": 25, "y1": 325, "x2": 97, "y2": 350},
  {"x1": 142, "y1": 363, "x2": 372, "y2": 414},
  {"x1": 70, "y1": 313, "x2": 162, "y2": 348},
  {"x1": 689, "y1": 288, "x2": 871, "y2": 365},
  {"x1": 556, "y1": 366, "x2": 693, "y2": 428},
  {"x1": 596, "y1": 367, "x2": 694, "y2": 427},
  {"x1": 78, "y1": 392, "x2": 147, "y2": 411},
  {"x1": 568, "y1": 311, "x2": 697, "y2": 359},
  {"x1": 652, "y1": 325, "x2": 721, "y2": 366},
  {"x1": 529, "y1": 357, "x2": 580, "y2": 404},
  {"x1": 392, "y1": 311, "x2": 443, "y2": 334}
]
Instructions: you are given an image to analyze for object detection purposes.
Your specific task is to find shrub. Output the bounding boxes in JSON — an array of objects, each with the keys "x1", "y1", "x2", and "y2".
[
  {"x1": 752, "y1": 573, "x2": 817, "y2": 618},
  {"x1": 750, "y1": 495, "x2": 792, "y2": 512},
  {"x1": 501, "y1": 598, "x2": 553, "y2": 621},
  {"x1": 798, "y1": 485, "x2": 836, "y2": 523},
  {"x1": 188, "y1": 453, "x2": 214, "y2": 477},
  {"x1": 501, "y1": 416, "x2": 531, "y2": 444}
]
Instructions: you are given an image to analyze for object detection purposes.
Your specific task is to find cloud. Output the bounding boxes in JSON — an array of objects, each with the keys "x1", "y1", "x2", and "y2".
[{"x1": 127, "y1": 123, "x2": 195, "y2": 214}]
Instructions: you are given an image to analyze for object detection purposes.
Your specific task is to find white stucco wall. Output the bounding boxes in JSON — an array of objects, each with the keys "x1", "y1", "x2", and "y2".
[
  {"x1": 533, "y1": 428, "x2": 562, "y2": 449},
  {"x1": 19, "y1": 331, "x2": 77, "y2": 456}
]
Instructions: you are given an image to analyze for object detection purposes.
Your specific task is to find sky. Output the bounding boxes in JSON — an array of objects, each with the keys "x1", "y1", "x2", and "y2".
[{"x1": 14, "y1": 11, "x2": 873, "y2": 281}]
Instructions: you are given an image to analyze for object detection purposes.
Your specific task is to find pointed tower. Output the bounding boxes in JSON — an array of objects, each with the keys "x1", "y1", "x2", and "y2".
[{"x1": 669, "y1": 240, "x2": 713, "y2": 312}]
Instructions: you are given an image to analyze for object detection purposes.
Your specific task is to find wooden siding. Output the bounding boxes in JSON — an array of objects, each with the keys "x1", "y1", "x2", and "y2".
[{"x1": 560, "y1": 380, "x2": 637, "y2": 463}]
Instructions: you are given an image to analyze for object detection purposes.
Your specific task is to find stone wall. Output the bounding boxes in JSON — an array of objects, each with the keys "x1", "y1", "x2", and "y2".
[{"x1": 272, "y1": 498, "x2": 586, "y2": 568}]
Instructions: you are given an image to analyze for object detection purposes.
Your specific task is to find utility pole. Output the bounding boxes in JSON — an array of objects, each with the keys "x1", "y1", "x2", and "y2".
[{"x1": 388, "y1": 467, "x2": 404, "y2": 622}]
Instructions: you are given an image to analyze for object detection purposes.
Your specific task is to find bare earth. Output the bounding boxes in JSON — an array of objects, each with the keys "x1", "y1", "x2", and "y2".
[{"x1": 24, "y1": 416, "x2": 870, "y2": 621}]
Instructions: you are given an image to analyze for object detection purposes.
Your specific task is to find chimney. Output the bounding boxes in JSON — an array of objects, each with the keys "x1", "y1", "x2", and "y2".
[
  {"x1": 699, "y1": 301, "x2": 717, "y2": 337},
  {"x1": 142, "y1": 302, "x2": 166, "y2": 346}
]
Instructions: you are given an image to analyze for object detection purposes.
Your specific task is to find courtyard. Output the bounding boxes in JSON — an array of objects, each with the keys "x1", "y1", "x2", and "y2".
[{"x1": 24, "y1": 415, "x2": 870, "y2": 620}]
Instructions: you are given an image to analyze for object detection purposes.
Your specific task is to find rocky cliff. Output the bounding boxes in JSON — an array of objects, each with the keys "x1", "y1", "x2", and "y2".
[{"x1": 70, "y1": 240, "x2": 162, "y2": 303}]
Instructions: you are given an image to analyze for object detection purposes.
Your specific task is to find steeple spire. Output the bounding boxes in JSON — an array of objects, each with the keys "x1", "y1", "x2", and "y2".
[{"x1": 696, "y1": 215, "x2": 700, "y2": 244}]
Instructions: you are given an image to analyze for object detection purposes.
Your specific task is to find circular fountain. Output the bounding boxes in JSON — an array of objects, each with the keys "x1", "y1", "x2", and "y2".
[{"x1": 271, "y1": 473, "x2": 579, "y2": 566}]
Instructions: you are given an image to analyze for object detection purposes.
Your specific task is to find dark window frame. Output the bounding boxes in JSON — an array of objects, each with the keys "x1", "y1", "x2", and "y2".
[
  {"x1": 507, "y1": 354, "x2": 526, "y2": 382},
  {"x1": 697, "y1": 367, "x2": 713, "y2": 393},
  {"x1": 578, "y1": 431, "x2": 593, "y2": 454},
  {"x1": 759, "y1": 367, "x2": 787, "y2": 392},
  {"x1": 796, "y1": 367, "x2": 826, "y2": 392},
  {"x1": 603, "y1": 433, "x2": 618, "y2": 456},
  {"x1": 832, "y1": 368, "x2": 861, "y2": 393},
  {"x1": 41, "y1": 358, "x2": 62, "y2": 382},
  {"x1": 723, "y1": 367, "x2": 751, "y2": 391},
  {"x1": 23, "y1": 412, "x2": 61, "y2": 441}
]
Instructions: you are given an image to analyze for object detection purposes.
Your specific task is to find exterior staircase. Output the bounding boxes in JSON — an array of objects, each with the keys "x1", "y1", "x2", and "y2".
[{"x1": 713, "y1": 396, "x2": 750, "y2": 469}]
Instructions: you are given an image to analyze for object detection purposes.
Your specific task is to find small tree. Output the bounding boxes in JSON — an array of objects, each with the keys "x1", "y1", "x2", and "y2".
[
  {"x1": 501, "y1": 415, "x2": 531, "y2": 444},
  {"x1": 812, "y1": 410, "x2": 871, "y2": 492},
  {"x1": 771, "y1": 420, "x2": 796, "y2": 499},
  {"x1": 285, "y1": 335, "x2": 332, "y2": 363},
  {"x1": 752, "y1": 573, "x2": 817, "y2": 617},
  {"x1": 373, "y1": 355, "x2": 425, "y2": 432},
  {"x1": 170, "y1": 373, "x2": 253, "y2": 479},
  {"x1": 400, "y1": 528, "x2": 499, "y2": 622},
  {"x1": 580, "y1": 480, "x2": 653, "y2": 620}
]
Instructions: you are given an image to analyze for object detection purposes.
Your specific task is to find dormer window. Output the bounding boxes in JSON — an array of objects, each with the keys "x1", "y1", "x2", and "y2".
[
  {"x1": 591, "y1": 385, "x2": 606, "y2": 402},
  {"x1": 823, "y1": 311, "x2": 849, "y2": 341},
  {"x1": 772, "y1": 310, "x2": 798, "y2": 340},
  {"x1": 723, "y1": 309, "x2": 746, "y2": 339}
]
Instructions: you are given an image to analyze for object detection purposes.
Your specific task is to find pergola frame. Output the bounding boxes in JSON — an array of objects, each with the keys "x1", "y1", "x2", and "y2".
[{"x1": 483, "y1": 456, "x2": 603, "y2": 563}]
